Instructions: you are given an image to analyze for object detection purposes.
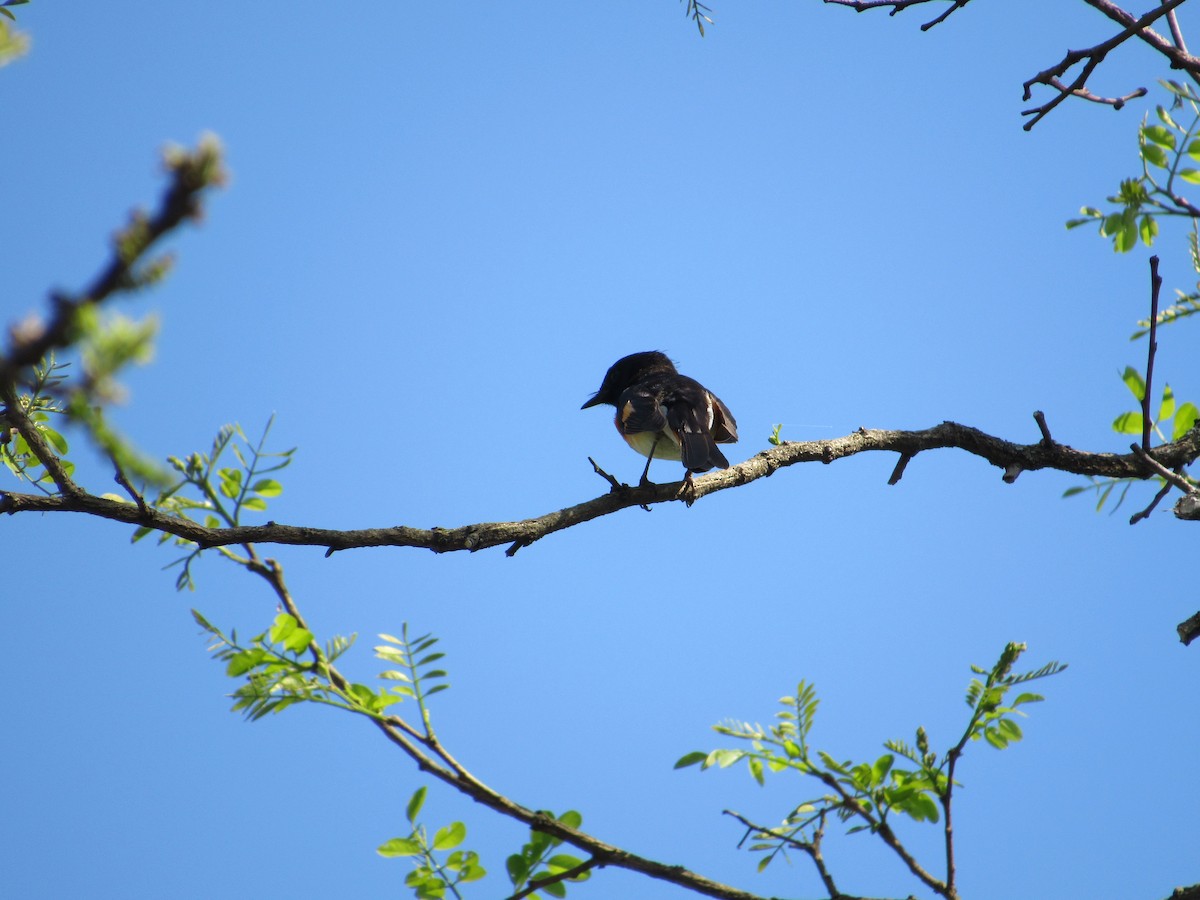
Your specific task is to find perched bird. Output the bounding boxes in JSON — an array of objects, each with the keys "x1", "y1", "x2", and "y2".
[{"x1": 581, "y1": 351, "x2": 738, "y2": 487}]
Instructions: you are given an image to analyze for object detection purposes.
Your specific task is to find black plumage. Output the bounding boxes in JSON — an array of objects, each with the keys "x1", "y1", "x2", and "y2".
[{"x1": 582, "y1": 351, "x2": 737, "y2": 483}]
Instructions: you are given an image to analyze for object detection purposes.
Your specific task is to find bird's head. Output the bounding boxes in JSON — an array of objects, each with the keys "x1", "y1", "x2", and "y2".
[{"x1": 581, "y1": 351, "x2": 676, "y2": 409}]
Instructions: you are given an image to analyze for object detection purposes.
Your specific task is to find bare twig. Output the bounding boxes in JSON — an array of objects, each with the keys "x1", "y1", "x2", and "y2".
[
  {"x1": 1033, "y1": 410, "x2": 1054, "y2": 445},
  {"x1": 822, "y1": 0, "x2": 972, "y2": 31},
  {"x1": 111, "y1": 454, "x2": 148, "y2": 514},
  {"x1": 889, "y1": 452, "x2": 914, "y2": 485},
  {"x1": 1130, "y1": 479, "x2": 1174, "y2": 524},
  {"x1": 1143, "y1": 256, "x2": 1163, "y2": 451}
]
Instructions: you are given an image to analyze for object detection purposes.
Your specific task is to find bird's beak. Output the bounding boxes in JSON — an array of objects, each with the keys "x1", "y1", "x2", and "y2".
[{"x1": 581, "y1": 394, "x2": 603, "y2": 410}]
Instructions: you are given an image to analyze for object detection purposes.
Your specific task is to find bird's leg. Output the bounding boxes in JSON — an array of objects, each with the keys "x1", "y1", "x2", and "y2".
[{"x1": 638, "y1": 434, "x2": 661, "y2": 488}]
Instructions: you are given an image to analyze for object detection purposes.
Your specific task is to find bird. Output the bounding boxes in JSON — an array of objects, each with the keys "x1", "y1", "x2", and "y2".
[{"x1": 581, "y1": 350, "x2": 738, "y2": 488}]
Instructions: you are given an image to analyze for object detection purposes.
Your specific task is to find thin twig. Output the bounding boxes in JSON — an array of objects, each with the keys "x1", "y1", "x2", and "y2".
[
  {"x1": 111, "y1": 454, "x2": 148, "y2": 513},
  {"x1": 1129, "y1": 478, "x2": 1173, "y2": 524},
  {"x1": 1033, "y1": 410, "x2": 1053, "y2": 445},
  {"x1": 505, "y1": 857, "x2": 602, "y2": 900},
  {"x1": 1131, "y1": 443, "x2": 1199, "y2": 495},
  {"x1": 1143, "y1": 256, "x2": 1163, "y2": 452}
]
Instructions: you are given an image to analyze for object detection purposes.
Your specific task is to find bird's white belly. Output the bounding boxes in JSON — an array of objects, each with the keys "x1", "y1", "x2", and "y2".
[{"x1": 623, "y1": 428, "x2": 682, "y2": 461}]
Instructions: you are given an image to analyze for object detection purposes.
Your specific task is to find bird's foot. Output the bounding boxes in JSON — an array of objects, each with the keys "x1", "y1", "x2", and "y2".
[{"x1": 677, "y1": 471, "x2": 698, "y2": 507}]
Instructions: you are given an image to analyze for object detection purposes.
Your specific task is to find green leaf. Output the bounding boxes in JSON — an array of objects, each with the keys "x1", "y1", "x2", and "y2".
[
  {"x1": 1174, "y1": 402, "x2": 1200, "y2": 439},
  {"x1": 1115, "y1": 219, "x2": 1139, "y2": 252},
  {"x1": 1140, "y1": 214, "x2": 1158, "y2": 246},
  {"x1": 1141, "y1": 142, "x2": 1169, "y2": 168},
  {"x1": 251, "y1": 478, "x2": 283, "y2": 496},
  {"x1": 708, "y1": 748, "x2": 744, "y2": 769},
  {"x1": 1122, "y1": 367, "x2": 1147, "y2": 402},
  {"x1": 1156, "y1": 105, "x2": 1181, "y2": 131},
  {"x1": 1112, "y1": 411, "x2": 1143, "y2": 435},
  {"x1": 282, "y1": 628, "x2": 313, "y2": 653},
  {"x1": 1159, "y1": 384, "x2": 1176, "y2": 422},
  {"x1": 226, "y1": 648, "x2": 265, "y2": 677},
  {"x1": 41, "y1": 426, "x2": 69, "y2": 454},
  {"x1": 406, "y1": 786, "x2": 427, "y2": 824},
  {"x1": 543, "y1": 880, "x2": 568, "y2": 899},
  {"x1": 433, "y1": 821, "x2": 466, "y2": 851},
  {"x1": 507, "y1": 854, "x2": 530, "y2": 885},
  {"x1": 241, "y1": 496, "x2": 267, "y2": 512},
  {"x1": 1143, "y1": 124, "x2": 1176, "y2": 148},
  {"x1": 269, "y1": 613, "x2": 298, "y2": 644},
  {"x1": 1179, "y1": 168, "x2": 1200, "y2": 184},
  {"x1": 557, "y1": 810, "x2": 583, "y2": 830},
  {"x1": 546, "y1": 854, "x2": 584, "y2": 874},
  {"x1": 748, "y1": 756, "x2": 764, "y2": 785},
  {"x1": 377, "y1": 836, "x2": 422, "y2": 858}
]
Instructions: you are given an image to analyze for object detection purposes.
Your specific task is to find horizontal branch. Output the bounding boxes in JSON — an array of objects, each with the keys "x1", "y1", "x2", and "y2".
[{"x1": 6, "y1": 417, "x2": 1199, "y2": 556}]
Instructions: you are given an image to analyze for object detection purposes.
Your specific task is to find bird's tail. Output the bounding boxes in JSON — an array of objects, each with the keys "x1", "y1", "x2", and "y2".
[{"x1": 677, "y1": 424, "x2": 730, "y2": 473}]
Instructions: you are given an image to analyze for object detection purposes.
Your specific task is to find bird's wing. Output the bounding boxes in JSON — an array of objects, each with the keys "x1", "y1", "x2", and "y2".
[
  {"x1": 709, "y1": 393, "x2": 738, "y2": 444},
  {"x1": 616, "y1": 385, "x2": 668, "y2": 435}
]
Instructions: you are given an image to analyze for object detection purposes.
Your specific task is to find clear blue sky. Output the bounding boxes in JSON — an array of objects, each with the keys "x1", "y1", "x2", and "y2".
[{"x1": 3, "y1": 3, "x2": 1197, "y2": 899}]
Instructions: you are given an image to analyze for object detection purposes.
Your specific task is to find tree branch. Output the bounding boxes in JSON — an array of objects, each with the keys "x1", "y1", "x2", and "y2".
[{"x1": 6, "y1": 419, "x2": 1200, "y2": 553}]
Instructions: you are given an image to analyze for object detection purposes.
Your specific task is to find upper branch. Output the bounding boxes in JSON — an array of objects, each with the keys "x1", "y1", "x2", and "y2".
[
  {"x1": 0, "y1": 137, "x2": 225, "y2": 386},
  {"x1": 1021, "y1": 0, "x2": 1194, "y2": 130},
  {"x1": 822, "y1": 0, "x2": 972, "y2": 31},
  {"x1": 6, "y1": 418, "x2": 1199, "y2": 555}
]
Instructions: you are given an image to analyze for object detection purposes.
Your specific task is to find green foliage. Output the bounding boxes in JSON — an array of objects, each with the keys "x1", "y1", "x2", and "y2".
[
  {"x1": 505, "y1": 811, "x2": 591, "y2": 899},
  {"x1": 681, "y1": 0, "x2": 713, "y2": 37},
  {"x1": 375, "y1": 625, "x2": 451, "y2": 728},
  {"x1": 0, "y1": 356, "x2": 73, "y2": 490},
  {"x1": 675, "y1": 644, "x2": 1065, "y2": 886},
  {"x1": 378, "y1": 787, "x2": 487, "y2": 900},
  {"x1": 135, "y1": 418, "x2": 294, "y2": 589},
  {"x1": 1067, "y1": 81, "x2": 1200, "y2": 254},
  {"x1": 0, "y1": 0, "x2": 29, "y2": 67},
  {"x1": 768, "y1": 423, "x2": 784, "y2": 446},
  {"x1": 194, "y1": 609, "x2": 344, "y2": 721},
  {"x1": 1064, "y1": 368, "x2": 1199, "y2": 512},
  {"x1": 196, "y1": 611, "x2": 449, "y2": 727}
]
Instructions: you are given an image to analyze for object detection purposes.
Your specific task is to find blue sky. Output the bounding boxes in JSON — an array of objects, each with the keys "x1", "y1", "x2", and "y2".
[{"x1": 2, "y1": 3, "x2": 1197, "y2": 899}]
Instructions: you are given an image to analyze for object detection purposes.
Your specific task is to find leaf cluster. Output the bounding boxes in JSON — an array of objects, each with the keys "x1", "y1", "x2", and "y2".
[
  {"x1": 135, "y1": 419, "x2": 293, "y2": 589},
  {"x1": 505, "y1": 810, "x2": 591, "y2": 899},
  {"x1": 1068, "y1": 81, "x2": 1200, "y2": 253},
  {"x1": 378, "y1": 786, "x2": 487, "y2": 900},
  {"x1": 1065, "y1": 367, "x2": 1199, "y2": 512},
  {"x1": 1, "y1": 356, "x2": 72, "y2": 491},
  {"x1": 676, "y1": 643, "x2": 1065, "y2": 892}
]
